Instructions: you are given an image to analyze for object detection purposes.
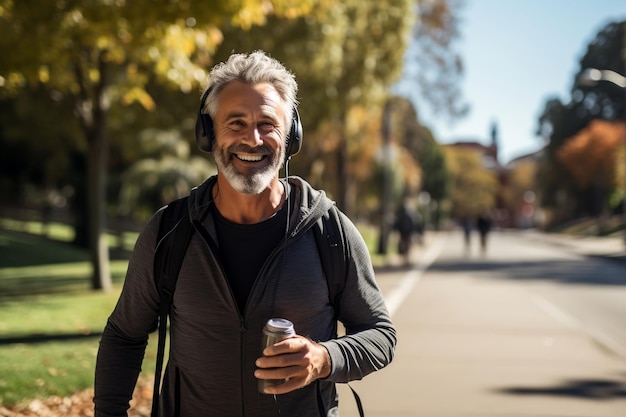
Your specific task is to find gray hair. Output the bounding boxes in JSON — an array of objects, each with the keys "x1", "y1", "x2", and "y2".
[{"x1": 202, "y1": 51, "x2": 299, "y2": 128}]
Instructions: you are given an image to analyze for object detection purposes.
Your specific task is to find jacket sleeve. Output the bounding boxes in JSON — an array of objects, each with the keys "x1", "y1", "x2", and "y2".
[
  {"x1": 94, "y1": 211, "x2": 163, "y2": 416},
  {"x1": 320, "y1": 212, "x2": 397, "y2": 383}
]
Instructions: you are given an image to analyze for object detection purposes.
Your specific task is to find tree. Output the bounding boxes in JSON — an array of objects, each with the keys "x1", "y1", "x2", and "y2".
[
  {"x1": 0, "y1": 0, "x2": 312, "y2": 291},
  {"x1": 390, "y1": 97, "x2": 449, "y2": 205},
  {"x1": 557, "y1": 120, "x2": 625, "y2": 220},
  {"x1": 118, "y1": 128, "x2": 216, "y2": 222},
  {"x1": 443, "y1": 146, "x2": 498, "y2": 220},
  {"x1": 0, "y1": 87, "x2": 82, "y2": 207},
  {"x1": 215, "y1": 1, "x2": 416, "y2": 215},
  {"x1": 574, "y1": 21, "x2": 625, "y2": 122},
  {"x1": 535, "y1": 97, "x2": 584, "y2": 218},
  {"x1": 211, "y1": 1, "x2": 466, "y2": 218},
  {"x1": 395, "y1": 0, "x2": 468, "y2": 122},
  {"x1": 557, "y1": 120, "x2": 624, "y2": 190},
  {"x1": 502, "y1": 156, "x2": 540, "y2": 228},
  {"x1": 535, "y1": 20, "x2": 625, "y2": 224},
  {"x1": 384, "y1": 97, "x2": 423, "y2": 197}
]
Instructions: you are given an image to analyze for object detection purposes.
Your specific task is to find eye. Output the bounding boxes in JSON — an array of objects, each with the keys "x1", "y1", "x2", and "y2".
[
  {"x1": 228, "y1": 119, "x2": 245, "y2": 130},
  {"x1": 258, "y1": 121, "x2": 276, "y2": 134}
]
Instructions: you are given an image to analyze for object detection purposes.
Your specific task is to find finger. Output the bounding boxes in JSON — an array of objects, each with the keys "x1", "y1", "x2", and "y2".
[
  {"x1": 254, "y1": 364, "x2": 298, "y2": 380},
  {"x1": 262, "y1": 336, "x2": 308, "y2": 357},
  {"x1": 256, "y1": 351, "x2": 304, "y2": 369},
  {"x1": 261, "y1": 376, "x2": 306, "y2": 395}
]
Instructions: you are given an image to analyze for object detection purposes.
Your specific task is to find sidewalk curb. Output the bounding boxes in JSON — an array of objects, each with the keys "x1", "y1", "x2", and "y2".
[{"x1": 521, "y1": 230, "x2": 626, "y2": 263}]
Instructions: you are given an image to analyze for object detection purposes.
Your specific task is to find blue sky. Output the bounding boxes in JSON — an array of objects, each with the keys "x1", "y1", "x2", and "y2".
[{"x1": 417, "y1": 0, "x2": 626, "y2": 164}]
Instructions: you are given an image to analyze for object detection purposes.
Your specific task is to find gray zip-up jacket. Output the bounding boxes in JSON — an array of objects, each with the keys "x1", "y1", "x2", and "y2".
[{"x1": 95, "y1": 176, "x2": 396, "y2": 417}]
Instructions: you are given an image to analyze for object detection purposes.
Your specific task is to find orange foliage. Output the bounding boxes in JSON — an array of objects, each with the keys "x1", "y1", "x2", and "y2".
[{"x1": 556, "y1": 120, "x2": 626, "y2": 188}]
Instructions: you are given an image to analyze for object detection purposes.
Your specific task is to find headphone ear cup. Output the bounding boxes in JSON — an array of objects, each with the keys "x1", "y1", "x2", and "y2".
[
  {"x1": 286, "y1": 108, "x2": 303, "y2": 157},
  {"x1": 196, "y1": 112, "x2": 214, "y2": 153},
  {"x1": 196, "y1": 88, "x2": 214, "y2": 153}
]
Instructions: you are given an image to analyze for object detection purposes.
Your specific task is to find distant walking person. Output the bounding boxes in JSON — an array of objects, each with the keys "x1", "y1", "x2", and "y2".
[
  {"x1": 476, "y1": 212, "x2": 492, "y2": 254},
  {"x1": 461, "y1": 217, "x2": 472, "y2": 255},
  {"x1": 394, "y1": 200, "x2": 422, "y2": 265}
]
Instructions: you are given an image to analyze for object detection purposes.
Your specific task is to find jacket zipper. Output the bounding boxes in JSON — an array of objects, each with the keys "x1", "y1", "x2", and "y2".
[
  {"x1": 239, "y1": 237, "x2": 291, "y2": 416},
  {"x1": 193, "y1": 220, "x2": 248, "y2": 415},
  {"x1": 193, "y1": 218, "x2": 299, "y2": 416}
]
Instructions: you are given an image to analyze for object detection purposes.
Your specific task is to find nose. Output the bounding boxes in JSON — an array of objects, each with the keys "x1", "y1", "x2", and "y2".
[{"x1": 241, "y1": 125, "x2": 264, "y2": 147}]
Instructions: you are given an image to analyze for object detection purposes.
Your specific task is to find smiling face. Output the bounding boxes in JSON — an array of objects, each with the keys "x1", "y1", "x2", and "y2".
[{"x1": 212, "y1": 81, "x2": 289, "y2": 195}]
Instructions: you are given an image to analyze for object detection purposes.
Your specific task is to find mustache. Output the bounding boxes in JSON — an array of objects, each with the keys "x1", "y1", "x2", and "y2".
[{"x1": 228, "y1": 144, "x2": 273, "y2": 154}]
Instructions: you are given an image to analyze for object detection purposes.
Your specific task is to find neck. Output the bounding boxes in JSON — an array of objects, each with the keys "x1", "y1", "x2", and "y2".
[{"x1": 213, "y1": 176, "x2": 285, "y2": 224}]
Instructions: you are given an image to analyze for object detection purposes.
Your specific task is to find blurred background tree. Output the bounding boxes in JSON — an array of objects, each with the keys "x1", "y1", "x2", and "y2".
[
  {"x1": 214, "y1": 0, "x2": 464, "y2": 256},
  {"x1": 500, "y1": 156, "x2": 540, "y2": 229},
  {"x1": 399, "y1": 0, "x2": 468, "y2": 122},
  {"x1": 117, "y1": 128, "x2": 216, "y2": 222},
  {"x1": 389, "y1": 96, "x2": 450, "y2": 227},
  {"x1": 0, "y1": 0, "x2": 468, "y2": 290},
  {"x1": 443, "y1": 146, "x2": 498, "y2": 220},
  {"x1": 0, "y1": 0, "x2": 314, "y2": 291},
  {"x1": 3, "y1": 0, "x2": 622, "y2": 295},
  {"x1": 2, "y1": 0, "x2": 623, "y2": 292},
  {"x1": 0, "y1": 0, "x2": 470, "y2": 289},
  {"x1": 214, "y1": 1, "x2": 416, "y2": 215},
  {"x1": 536, "y1": 20, "x2": 625, "y2": 232}
]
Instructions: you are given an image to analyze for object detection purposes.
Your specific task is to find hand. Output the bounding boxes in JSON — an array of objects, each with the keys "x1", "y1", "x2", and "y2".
[{"x1": 254, "y1": 335, "x2": 331, "y2": 394}]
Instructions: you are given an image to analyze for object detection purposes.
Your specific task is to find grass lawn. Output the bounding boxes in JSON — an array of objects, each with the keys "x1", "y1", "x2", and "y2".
[{"x1": 0, "y1": 220, "x2": 158, "y2": 408}]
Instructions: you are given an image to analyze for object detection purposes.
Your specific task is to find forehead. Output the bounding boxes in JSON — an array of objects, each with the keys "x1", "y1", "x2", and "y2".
[{"x1": 216, "y1": 81, "x2": 287, "y2": 118}]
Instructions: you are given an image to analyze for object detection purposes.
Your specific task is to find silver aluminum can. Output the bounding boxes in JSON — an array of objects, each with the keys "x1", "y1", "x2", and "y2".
[{"x1": 258, "y1": 318, "x2": 295, "y2": 392}]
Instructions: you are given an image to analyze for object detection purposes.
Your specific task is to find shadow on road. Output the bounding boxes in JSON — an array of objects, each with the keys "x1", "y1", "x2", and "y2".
[
  {"x1": 496, "y1": 375, "x2": 626, "y2": 399},
  {"x1": 428, "y1": 257, "x2": 626, "y2": 286}
]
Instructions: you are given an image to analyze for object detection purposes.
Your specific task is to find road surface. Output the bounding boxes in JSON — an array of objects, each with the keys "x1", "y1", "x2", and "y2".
[{"x1": 339, "y1": 229, "x2": 626, "y2": 417}]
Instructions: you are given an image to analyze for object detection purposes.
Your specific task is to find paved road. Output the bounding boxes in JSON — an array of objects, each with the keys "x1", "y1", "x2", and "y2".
[{"x1": 338, "y1": 229, "x2": 626, "y2": 417}]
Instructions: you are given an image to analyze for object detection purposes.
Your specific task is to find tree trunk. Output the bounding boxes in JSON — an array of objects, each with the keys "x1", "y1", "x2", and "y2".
[
  {"x1": 74, "y1": 53, "x2": 112, "y2": 292},
  {"x1": 87, "y1": 125, "x2": 112, "y2": 291},
  {"x1": 377, "y1": 101, "x2": 393, "y2": 255},
  {"x1": 70, "y1": 150, "x2": 89, "y2": 248}
]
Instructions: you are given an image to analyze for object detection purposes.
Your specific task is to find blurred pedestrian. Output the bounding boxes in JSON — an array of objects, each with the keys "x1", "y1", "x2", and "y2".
[
  {"x1": 461, "y1": 217, "x2": 472, "y2": 255},
  {"x1": 476, "y1": 212, "x2": 492, "y2": 255},
  {"x1": 394, "y1": 200, "x2": 422, "y2": 265}
]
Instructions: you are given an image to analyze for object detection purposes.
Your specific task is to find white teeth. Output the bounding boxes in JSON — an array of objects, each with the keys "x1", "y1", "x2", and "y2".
[{"x1": 236, "y1": 154, "x2": 263, "y2": 162}]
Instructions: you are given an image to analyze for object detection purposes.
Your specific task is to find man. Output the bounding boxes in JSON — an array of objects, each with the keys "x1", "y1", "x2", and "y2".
[{"x1": 94, "y1": 50, "x2": 396, "y2": 417}]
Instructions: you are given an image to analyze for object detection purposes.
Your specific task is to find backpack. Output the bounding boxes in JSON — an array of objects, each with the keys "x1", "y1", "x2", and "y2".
[{"x1": 150, "y1": 196, "x2": 364, "y2": 417}]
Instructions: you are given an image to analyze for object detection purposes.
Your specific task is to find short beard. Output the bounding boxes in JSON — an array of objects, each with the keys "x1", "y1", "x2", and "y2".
[{"x1": 213, "y1": 144, "x2": 285, "y2": 194}]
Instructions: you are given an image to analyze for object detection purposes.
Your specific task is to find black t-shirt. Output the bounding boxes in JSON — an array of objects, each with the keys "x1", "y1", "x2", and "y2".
[{"x1": 212, "y1": 199, "x2": 289, "y2": 313}]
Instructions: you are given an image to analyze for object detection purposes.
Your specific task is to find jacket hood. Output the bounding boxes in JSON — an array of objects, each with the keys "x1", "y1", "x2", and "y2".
[
  {"x1": 286, "y1": 176, "x2": 335, "y2": 238},
  {"x1": 186, "y1": 175, "x2": 335, "y2": 238}
]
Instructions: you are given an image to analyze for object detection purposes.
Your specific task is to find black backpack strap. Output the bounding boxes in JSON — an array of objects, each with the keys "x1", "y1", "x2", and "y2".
[
  {"x1": 313, "y1": 206, "x2": 364, "y2": 417},
  {"x1": 151, "y1": 196, "x2": 194, "y2": 417},
  {"x1": 313, "y1": 205, "x2": 347, "y2": 319}
]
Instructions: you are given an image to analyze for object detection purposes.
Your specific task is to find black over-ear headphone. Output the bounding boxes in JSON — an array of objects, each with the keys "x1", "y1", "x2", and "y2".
[{"x1": 195, "y1": 87, "x2": 303, "y2": 158}]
